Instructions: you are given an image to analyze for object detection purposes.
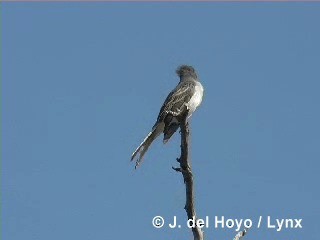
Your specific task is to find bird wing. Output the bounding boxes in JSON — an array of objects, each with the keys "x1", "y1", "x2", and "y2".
[{"x1": 155, "y1": 80, "x2": 196, "y2": 125}]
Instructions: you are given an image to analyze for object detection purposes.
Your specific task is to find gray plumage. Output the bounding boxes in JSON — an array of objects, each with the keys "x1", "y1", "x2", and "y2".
[{"x1": 131, "y1": 65, "x2": 204, "y2": 168}]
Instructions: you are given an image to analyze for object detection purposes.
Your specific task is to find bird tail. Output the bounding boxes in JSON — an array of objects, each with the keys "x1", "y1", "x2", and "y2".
[
  {"x1": 163, "y1": 122, "x2": 180, "y2": 144},
  {"x1": 131, "y1": 123, "x2": 162, "y2": 168}
]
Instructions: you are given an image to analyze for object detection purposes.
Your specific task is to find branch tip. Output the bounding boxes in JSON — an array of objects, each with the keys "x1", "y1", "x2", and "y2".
[{"x1": 172, "y1": 166, "x2": 182, "y2": 172}]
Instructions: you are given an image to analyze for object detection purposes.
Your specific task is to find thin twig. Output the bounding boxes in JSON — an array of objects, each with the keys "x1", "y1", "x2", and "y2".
[{"x1": 233, "y1": 228, "x2": 248, "y2": 240}]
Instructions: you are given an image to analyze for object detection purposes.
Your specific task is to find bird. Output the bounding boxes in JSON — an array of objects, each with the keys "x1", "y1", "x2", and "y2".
[{"x1": 131, "y1": 65, "x2": 204, "y2": 168}]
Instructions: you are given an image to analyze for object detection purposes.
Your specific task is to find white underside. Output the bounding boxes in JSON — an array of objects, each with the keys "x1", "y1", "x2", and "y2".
[{"x1": 187, "y1": 82, "x2": 204, "y2": 117}]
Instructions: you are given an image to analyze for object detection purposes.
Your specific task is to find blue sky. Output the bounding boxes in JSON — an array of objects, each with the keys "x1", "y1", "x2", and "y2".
[{"x1": 2, "y1": 3, "x2": 320, "y2": 240}]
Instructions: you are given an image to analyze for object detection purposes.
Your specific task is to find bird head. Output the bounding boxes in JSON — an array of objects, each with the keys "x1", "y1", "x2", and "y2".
[{"x1": 176, "y1": 65, "x2": 198, "y2": 80}]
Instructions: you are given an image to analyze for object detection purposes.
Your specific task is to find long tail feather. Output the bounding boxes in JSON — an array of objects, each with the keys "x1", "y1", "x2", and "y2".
[{"x1": 131, "y1": 124, "x2": 162, "y2": 168}]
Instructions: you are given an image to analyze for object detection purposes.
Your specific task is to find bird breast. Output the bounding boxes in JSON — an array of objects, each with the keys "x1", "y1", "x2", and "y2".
[{"x1": 187, "y1": 82, "x2": 204, "y2": 117}]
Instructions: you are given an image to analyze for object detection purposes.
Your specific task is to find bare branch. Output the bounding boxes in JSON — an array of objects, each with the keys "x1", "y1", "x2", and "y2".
[
  {"x1": 175, "y1": 110, "x2": 204, "y2": 240},
  {"x1": 175, "y1": 109, "x2": 248, "y2": 240}
]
